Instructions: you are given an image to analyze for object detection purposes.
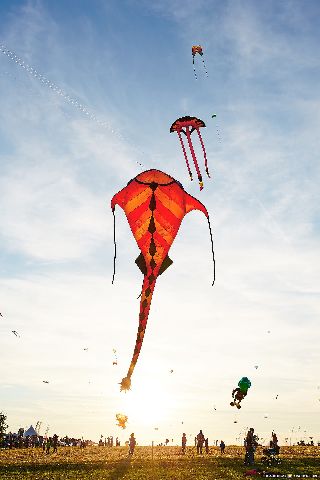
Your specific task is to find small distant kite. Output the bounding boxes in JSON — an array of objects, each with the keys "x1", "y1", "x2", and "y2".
[
  {"x1": 12, "y1": 330, "x2": 19, "y2": 337},
  {"x1": 275, "y1": 395, "x2": 278, "y2": 400},
  {"x1": 213, "y1": 406, "x2": 217, "y2": 411},
  {"x1": 211, "y1": 114, "x2": 222, "y2": 143},
  {"x1": 254, "y1": 365, "x2": 258, "y2": 370},
  {"x1": 234, "y1": 420, "x2": 238, "y2": 424},
  {"x1": 154, "y1": 427, "x2": 159, "y2": 430},
  {"x1": 169, "y1": 369, "x2": 174, "y2": 374},
  {"x1": 116, "y1": 413, "x2": 128, "y2": 429},
  {"x1": 170, "y1": 116, "x2": 210, "y2": 190},
  {"x1": 111, "y1": 169, "x2": 215, "y2": 391},
  {"x1": 112, "y1": 349, "x2": 118, "y2": 366},
  {"x1": 191, "y1": 45, "x2": 208, "y2": 79},
  {"x1": 83, "y1": 348, "x2": 88, "y2": 351},
  {"x1": 43, "y1": 380, "x2": 49, "y2": 384},
  {"x1": 0, "y1": 312, "x2": 3, "y2": 317}
]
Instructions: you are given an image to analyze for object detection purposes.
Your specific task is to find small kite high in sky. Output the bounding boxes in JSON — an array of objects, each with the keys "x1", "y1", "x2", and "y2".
[
  {"x1": 111, "y1": 169, "x2": 215, "y2": 391},
  {"x1": 112, "y1": 348, "x2": 118, "y2": 366},
  {"x1": 116, "y1": 413, "x2": 128, "y2": 429},
  {"x1": 170, "y1": 116, "x2": 210, "y2": 190},
  {"x1": 191, "y1": 45, "x2": 208, "y2": 79}
]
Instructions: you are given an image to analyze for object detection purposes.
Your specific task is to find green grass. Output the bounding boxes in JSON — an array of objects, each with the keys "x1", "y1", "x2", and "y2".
[{"x1": 0, "y1": 446, "x2": 319, "y2": 479}]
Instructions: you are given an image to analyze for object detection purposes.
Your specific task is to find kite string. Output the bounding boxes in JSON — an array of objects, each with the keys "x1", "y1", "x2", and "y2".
[
  {"x1": 207, "y1": 216, "x2": 215, "y2": 286},
  {"x1": 0, "y1": 44, "x2": 117, "y2": 132},
  {"x1": 112, "y1": 208, "x2": 117, "y2": 285},
  {"x1": 0, "y1": 43, "x2": 150, "y2": 167}
]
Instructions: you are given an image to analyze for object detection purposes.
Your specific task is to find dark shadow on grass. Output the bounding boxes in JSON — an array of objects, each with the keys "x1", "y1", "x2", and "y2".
[
  {"x1": 109, "y1": 457, "x2": 132, "y2": 480},
  {"x1": 0, "y1": 458, "x2": 132, "y2": 479}
]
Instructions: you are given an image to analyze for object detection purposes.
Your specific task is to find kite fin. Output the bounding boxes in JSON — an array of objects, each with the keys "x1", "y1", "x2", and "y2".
[
  {"x1": 135, "y1": 253, "x2": 147, "y2": 275},
  {"x1": 158, "y1": 255, "x2": 173, "y2": 275}
]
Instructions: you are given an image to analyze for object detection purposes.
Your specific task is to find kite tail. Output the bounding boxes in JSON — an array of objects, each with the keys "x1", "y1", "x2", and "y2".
[
  {"x1": 112, "y1": 208, "x2": 117, "y2": 284},
  {"x1": 192, "y1": 55, "x2": 197, "y2": 80},
  {"x1": 196, "y1": 128, "x2": 210, "y2": 178},
  {"x1": 207, "y1": 216, "x2": 215, "y2": 286},
  {"x1": 185, "y1": 127, "x2": 203, "y2": 190},
  {"x1": 177, "y1": 131, "x2": 193, "y2": 181},
  {"x1": 120, "y1": 273, "x2": 157, "y2": 391},
  {"x1": 202, "y1": 57, "x2": 208, "y2": 77}
]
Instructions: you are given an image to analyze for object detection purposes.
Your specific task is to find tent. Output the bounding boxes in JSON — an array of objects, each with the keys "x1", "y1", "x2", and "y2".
[{"x1": 23, "y1": 425, "x2": 38, "y2": 437}]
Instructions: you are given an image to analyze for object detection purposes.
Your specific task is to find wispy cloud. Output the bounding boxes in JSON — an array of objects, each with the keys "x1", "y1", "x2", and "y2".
[{"x1": 0, "y1": 0, "x2": 319, "y2": 444}]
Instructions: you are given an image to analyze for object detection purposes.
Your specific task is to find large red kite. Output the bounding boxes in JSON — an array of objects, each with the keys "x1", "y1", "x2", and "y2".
[{"x1": 111, "y1": 169, "x2": 215, "y2": 391}]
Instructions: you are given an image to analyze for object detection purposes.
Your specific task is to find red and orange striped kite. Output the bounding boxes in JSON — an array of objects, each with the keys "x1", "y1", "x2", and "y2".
[{"x1": 111, "y1": 169, "x2": 215, "y2": 391}]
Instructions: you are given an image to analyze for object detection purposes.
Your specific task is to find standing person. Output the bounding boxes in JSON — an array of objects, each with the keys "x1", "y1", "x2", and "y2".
[
  {"x1": 205, "y1": 438, "x2": 209, "y2": 454},
  {"x1": 220, "y1": 440, "x2": 225, "y2": 454},
  {"x1": 129, "y1": 433, "x2": 136, "y2": 455},
  {"x1": 272, "y1": 432, "x2": 279, "y2": 454},
  {"x1": 45, "y1": 437, "x2": 52, "y2": 455},
  {"x1": 52, "y1": 434, "x2": 58, "y2": 453},
  {"x1": 196, "y1": 430, "x2": 205, "y2": 454},
  {"x1": 244, "y1": 428, "x2": 258, "y2": 466},
  {"x1": 181, "y1": 433, "x2": 187, "y2": 454}
]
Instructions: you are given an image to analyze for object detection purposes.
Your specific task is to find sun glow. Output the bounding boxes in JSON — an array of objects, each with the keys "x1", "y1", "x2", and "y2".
[{"x1": 117, "y1": 383, "x2": 172, "y2": 427}]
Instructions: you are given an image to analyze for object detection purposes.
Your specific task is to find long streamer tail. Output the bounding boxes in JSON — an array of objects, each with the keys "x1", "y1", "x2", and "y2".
[
  {"x1": 120, "y1": 274, "x2": 157, "y2": 391},
  {"x1": 202, "y1": 57, "x2": 208, "y2": 77},
  {"x1": 196, "y1": 128, "x2": 210, "y2": 178},
  {"x1": 192, "y1": 55, "x2": 197, "y2": 80},
  {"x1": 185, "y1": 127, "x2": 203, "y2": 190},
  {"x1": 177, "y1": 131, "x2": 193, "y2": 181},
  {"x1": 207, "y1": 216, "x2": 215, "y2": 286},
  {"x1": 112, "y1": 208, "x2": 117, "y2": 284}
]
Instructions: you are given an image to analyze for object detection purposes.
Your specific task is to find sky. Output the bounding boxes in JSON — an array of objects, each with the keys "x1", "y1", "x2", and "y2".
[{"x1": 0, "y1": 0, "x2": 320, "y2": 446}]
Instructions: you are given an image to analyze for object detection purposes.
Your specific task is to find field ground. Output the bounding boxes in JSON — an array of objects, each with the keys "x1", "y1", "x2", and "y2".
[{"x1": 0, "y1": 445, "x2": 319, "y2": 479}]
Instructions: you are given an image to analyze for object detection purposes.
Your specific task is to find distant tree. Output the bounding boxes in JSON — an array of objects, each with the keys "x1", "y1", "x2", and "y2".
[{"x1": 0, "y1": 412, "x2": 8, "y2": 446}]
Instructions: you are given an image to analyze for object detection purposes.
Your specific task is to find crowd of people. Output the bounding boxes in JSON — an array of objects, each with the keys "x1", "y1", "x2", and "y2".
[
  {"x1": 98, "y1": 435, "x2": 121, "y2": 447},
  {"x1": 2, "y1": 425, "x2": 318, "y2": 464},
  {"x1": 1, "y1": 429, "x2": 93, "y2": 451}
]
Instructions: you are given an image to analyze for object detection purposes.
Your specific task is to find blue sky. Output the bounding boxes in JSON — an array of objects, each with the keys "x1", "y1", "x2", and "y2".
[{"x1": 1, "y1": 0, "x2": 320, "y2": 446}]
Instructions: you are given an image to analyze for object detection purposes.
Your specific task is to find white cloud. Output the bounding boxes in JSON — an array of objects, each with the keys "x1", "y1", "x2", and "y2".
[{"x1": 0, "y1": 0, "x2": 320, "y2": 445}]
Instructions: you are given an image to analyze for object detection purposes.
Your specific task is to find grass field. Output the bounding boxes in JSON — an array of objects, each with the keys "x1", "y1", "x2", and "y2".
[{"x1": 0, "y1": 445, "x2": 319, "y2": 479}]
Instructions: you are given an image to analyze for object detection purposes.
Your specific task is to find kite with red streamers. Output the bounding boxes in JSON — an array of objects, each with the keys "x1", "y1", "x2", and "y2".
[{"x1": 170, "y1": 116, "x2": 210, "y2": 190}]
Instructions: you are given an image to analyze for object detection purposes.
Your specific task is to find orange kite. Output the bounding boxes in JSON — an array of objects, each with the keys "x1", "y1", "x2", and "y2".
[{"x1": 111, "y1": 169, "x2": 215, "y2": 391}]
